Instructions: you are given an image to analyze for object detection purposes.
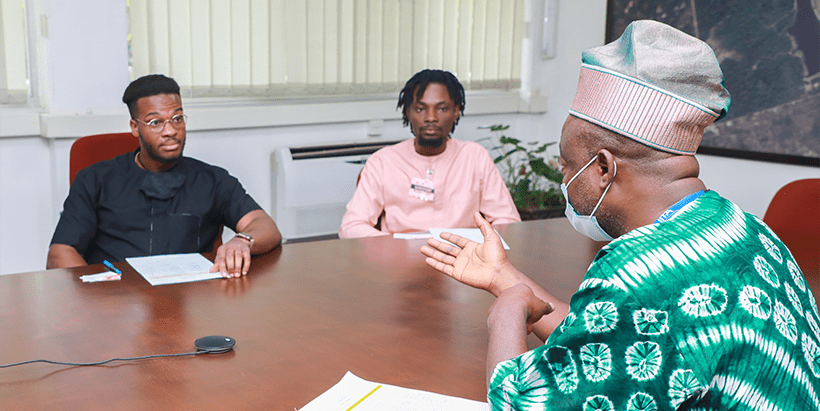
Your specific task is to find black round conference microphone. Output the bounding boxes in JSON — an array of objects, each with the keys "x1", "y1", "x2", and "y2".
[
  {"x1": 194, "y1": 335, "x2": 236, "y2": 353},
  {"x1": 0, "y1": 335, "x2": 236, "y2": 368}
]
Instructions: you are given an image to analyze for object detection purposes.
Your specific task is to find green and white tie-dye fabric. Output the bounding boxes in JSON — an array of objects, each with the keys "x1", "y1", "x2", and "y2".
[{"x1": 488, "y1": 191, "x2": 819, "y2": 410}]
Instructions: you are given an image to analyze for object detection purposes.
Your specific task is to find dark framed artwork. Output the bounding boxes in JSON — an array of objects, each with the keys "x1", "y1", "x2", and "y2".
[{"x1": 606, "y1": 0, "x2": 820, "y2": 166}]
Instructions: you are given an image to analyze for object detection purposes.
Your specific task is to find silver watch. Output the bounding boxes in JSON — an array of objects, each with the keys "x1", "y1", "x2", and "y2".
[{"x1": 234, "y1": 232, "x2": 254, "y2": 248}]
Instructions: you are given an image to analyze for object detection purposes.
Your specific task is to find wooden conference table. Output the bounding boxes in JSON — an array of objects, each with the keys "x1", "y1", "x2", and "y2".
[{"x1": 1, "y1": 219, "x2": 816, "y2": 410}]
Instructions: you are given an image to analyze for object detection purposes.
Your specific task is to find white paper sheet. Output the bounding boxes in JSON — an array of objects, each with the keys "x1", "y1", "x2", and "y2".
[
  {"x1": 299, "y1": 371, "x2": 489, "y2": 411},
  {"x1": 428, "y1": 228, "x2": 510, "y2": 250},
  {"x1": 125, "y1": 253, "x2": 220, "y2": 286},
  {"x1": 80, "y1": 272, "x2": 122, "y2": 282},
  {"x1": 392, "y1": 232, "x2": 433, "y2": 240}
]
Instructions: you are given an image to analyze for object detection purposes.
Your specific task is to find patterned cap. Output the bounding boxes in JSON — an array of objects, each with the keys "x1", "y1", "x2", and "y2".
[{"x1": 569, "y1": 20, "x2": 731, "y2": 155}]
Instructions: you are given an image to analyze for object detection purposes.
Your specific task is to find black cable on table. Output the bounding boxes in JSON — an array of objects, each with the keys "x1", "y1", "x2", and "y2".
[{"x1": 0, "y1": 350, "x2": 208, "y2": 368}]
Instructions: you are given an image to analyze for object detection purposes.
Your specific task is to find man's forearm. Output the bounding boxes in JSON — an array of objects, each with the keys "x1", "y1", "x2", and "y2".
[
  {"x1": 339, "y1": 221, "x2": 387, "y2": 239},
  {"x1": 245, "y1": 218, "x2": 282, "y2": 254},
  {"x1": 516, "y1": 275, "x2": 569, "y2": 341},
  {"x1": 491, "y1": 261, "x2": 569, "y2": 342},
  {"x1": 530, "y1": 300, "x2": 569, "y2": 341},
  {"x1": 338, "y1": 205, "x2": 386, "y2": 239},
  {"x1": 486, "y1": 302, "x2": 529, "y2": 387},
  {"x1": 46, "y1": 244, "x2": 88, "y2": 269},
  {"x1": 233, "y1": 209, "x2": 282, "y2": 254}
]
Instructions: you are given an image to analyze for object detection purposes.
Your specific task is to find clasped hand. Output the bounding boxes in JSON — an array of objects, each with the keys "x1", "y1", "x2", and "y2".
[
  {"x1": 210, "y1": 236, "x2": 252, "y2": 278},
  {"x1": 489, "y1": 283, "x2": 553, "y2": 335}
]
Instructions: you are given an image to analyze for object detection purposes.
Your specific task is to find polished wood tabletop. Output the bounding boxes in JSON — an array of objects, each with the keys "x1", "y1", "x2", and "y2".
[
  {"x1": 0, "y1": 219, "x2": 602, "y2": 410},
  {"x1": 1, "y1": 218, "x2": 816, "y2": 410}
]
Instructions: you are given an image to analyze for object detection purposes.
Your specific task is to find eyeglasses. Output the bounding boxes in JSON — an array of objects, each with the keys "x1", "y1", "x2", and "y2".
[{"x1": 133, "y1": 114, "x2": 188, "y2": 132}]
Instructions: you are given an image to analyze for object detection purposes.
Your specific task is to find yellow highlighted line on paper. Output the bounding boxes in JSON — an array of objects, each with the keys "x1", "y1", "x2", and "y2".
[{"x1": 345, "y1": 385, "x2": 382, "y2": 410}]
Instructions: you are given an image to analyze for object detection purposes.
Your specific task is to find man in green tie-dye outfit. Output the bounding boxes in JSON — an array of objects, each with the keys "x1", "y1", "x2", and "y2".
[{"x1": 422, "y1": 20, "x2": 819, "y2": 410}]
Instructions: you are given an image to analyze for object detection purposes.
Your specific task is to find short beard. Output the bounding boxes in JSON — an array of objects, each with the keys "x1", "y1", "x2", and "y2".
[
  {"x1": 138, "y1": 131, "x2": 184, "y2": 164},
  {"x1": 417, "y1": 136, "x2": 446, "y2": 148}
]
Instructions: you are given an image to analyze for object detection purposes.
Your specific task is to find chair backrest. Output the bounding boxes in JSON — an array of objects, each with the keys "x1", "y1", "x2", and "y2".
[
  {"x1": 69, "y1": 132, "x2": 140, "y2": 184},
  {"x1": 763, "y1": 178, "x2": 820, "y2": 237}
]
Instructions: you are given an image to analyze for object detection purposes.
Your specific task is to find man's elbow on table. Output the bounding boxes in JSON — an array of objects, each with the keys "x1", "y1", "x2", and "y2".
[
  {"x1": 234, "y1": 209, "x2": 283, "y2": 254},
  {"x1": 46, "y1": 244, "x2": 88, "y2": 269}
]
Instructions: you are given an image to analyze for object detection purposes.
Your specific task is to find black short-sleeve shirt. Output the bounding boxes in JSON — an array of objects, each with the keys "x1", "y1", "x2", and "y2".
[{"x1": 50, "y1": 150, "x2": 261, "y2": 264}]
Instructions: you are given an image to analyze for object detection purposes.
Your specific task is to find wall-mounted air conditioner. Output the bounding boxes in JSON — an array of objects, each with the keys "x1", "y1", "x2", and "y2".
[{"x1": 271, "y1": 140, "x2": 402, "y2": 242}]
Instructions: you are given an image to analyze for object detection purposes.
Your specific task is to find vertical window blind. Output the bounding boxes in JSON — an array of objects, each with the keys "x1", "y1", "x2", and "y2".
[
  {"x1": 0, "y1": 0, "x2": 29, "y2": 105},
  {"x1": 128, "y1": 0, "x2": 525, "y2": 99}
]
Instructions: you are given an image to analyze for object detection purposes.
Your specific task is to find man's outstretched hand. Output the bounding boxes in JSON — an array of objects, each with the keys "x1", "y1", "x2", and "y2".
[{"x1": 420, "y1": 212, "x2": 517, "y2": 296}]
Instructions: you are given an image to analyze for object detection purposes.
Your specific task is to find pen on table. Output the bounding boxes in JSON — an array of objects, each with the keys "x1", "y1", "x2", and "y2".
[{"x1": 102, "y1": 260, "x2": 123, "y2": 275}]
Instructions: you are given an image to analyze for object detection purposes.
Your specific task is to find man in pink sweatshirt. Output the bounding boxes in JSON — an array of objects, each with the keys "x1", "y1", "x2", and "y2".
[{"x1": 339, "y1": 69, "x2": 520, "y2": 239}]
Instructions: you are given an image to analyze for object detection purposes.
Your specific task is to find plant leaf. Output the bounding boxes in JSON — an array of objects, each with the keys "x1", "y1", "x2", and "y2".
[
  {"x1": 498, "y1": 136, "x2": 521, "y2": 145},
  {"x1": 533, "y1": 142, "x2": 554, "y2": 153},
  {"x1": 529, "y1": 158, "x2": 551, "y2": 176},
  {"x1": 543, "y1": 166, "x2": 564, "y2": 183},
  {"x1": 481, "y1": 124, "x2": 564, "y2": 210}
]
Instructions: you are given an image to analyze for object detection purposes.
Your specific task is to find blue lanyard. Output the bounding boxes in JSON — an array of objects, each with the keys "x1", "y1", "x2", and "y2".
[{"x1": 654, "y1": 190, "x2": 705, "y2": 224}]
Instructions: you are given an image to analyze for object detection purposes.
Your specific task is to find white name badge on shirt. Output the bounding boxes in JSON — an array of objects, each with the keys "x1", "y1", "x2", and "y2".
[{"x1": 409, "y1": 178, "x2": 435, "y2": 202}]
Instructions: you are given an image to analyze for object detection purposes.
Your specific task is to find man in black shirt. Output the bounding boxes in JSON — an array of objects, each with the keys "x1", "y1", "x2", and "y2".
[{"x1": 48, "y1": 74, "x2": 281, "y2": 277}]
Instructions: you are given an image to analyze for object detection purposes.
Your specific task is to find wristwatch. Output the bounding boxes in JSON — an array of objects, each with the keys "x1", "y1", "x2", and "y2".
[{"x1": 234, "y1": 232, "x2": 254, "y2": 248}]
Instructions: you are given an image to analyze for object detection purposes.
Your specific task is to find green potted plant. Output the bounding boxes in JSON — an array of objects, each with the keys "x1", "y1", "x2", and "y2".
[{"x1": 478, "y1": 125, "x2": 566, "y2": 220}]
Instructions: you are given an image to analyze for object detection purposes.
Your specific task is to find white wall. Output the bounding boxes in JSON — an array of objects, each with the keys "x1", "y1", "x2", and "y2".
[
  {"x1": 698, "y1": 155, "x2": 819, "y2": 217},
  {"x1": 0, "y1": 0, "x2": 816, "y2": 275},
  {"x1": 0, "y1": 136, "x2": 56, "y2": 274}
]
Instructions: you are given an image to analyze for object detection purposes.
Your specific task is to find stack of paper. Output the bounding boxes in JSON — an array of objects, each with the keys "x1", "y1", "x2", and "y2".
[
  {"x1": 299, "y1": 372, "x2": 489, "y2": 410},
  {"x1": 126, "y1": 253, "x2": 220, "y2": 286},
  {"x1": 394, "y1": 228, "x2": 510, "y2": 250}
]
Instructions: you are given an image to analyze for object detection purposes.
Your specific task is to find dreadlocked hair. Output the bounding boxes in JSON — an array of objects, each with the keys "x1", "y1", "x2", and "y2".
[{"x1": 397, "y1": 69, "x2": 465, "y2": 131}]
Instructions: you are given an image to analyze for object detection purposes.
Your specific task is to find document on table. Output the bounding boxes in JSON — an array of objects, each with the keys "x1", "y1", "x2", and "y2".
[
  {"x1": 429, "y1": 228, "x2": 510, "y2": 250},
  {"x1": 125, "y1": 253, "x2": 220, "y2": 286},
  {"x1": 299, "y1": 371, "x2": 489, "y2": 411},
  {"x1": 393, "y1": 232, "x2": 433, "y2": 240}
]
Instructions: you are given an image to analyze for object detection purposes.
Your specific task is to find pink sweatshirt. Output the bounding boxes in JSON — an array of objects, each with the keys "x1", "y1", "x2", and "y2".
[{"x1": 339, "y1": 139, "x2": 521, "y2": 238}]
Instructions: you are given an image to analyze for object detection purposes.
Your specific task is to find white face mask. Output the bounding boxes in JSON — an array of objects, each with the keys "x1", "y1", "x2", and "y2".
[{"x1": 560, "y1": 155, "x2": 617, "y2": 242}]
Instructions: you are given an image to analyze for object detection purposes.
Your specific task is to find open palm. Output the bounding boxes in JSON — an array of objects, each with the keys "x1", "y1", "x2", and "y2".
[{"x1": 421, "y1": 212, "x2": 511, "y2": 295}]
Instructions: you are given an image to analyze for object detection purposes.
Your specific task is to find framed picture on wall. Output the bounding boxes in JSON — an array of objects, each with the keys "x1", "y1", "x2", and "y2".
[{"x1": 606, "y1": 0, "x2": 820, "y2": 166}]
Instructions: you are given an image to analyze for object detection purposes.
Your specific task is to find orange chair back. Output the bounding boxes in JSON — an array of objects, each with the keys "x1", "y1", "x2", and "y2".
[
  {"x1": 69, "y1": 132, "x2": 140, "y2": 185},
  {"x1": 763, "y1": 178, "x2": 820, "y2": 237}
]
